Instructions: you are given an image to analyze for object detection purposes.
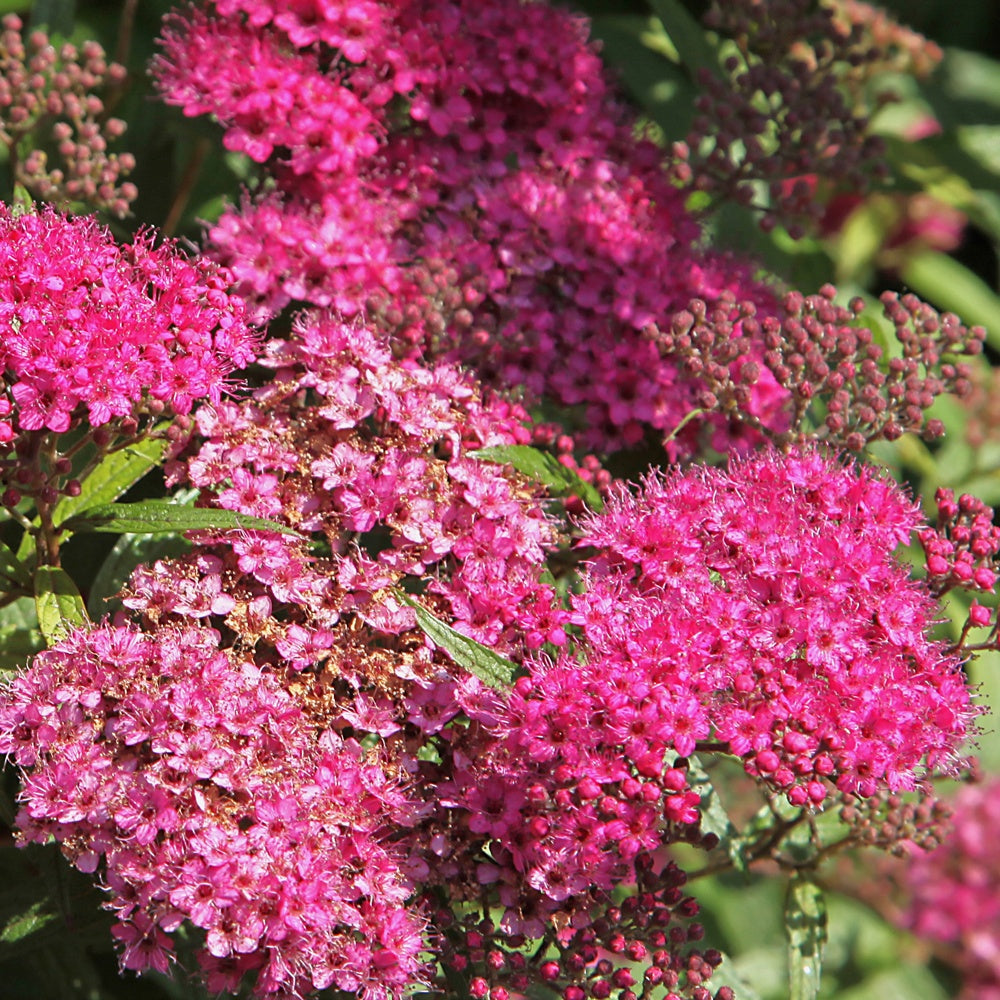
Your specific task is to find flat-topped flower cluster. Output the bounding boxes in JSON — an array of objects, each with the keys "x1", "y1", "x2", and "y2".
[{"x1": 0, "y1": 204, "x2": 256, "y2": 438}]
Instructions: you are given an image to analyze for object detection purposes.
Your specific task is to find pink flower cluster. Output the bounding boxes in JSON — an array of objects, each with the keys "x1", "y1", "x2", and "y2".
[
  {"x1": 152, "y1": 0, "x2": 779, "y2": 452},
  {"x1": 0, "y1": 305, "x2": 729, "y2": 999},
  {"x1": 0, "y1": 204, "x2": 256, "y2": 439},
  {"x1": 162, "y1": 310, "x2": 566, "y2": 657},
  {"x1": 566, "y1": 446, "x2": 975, "y2": 801},
  {"x1": 905, "y1": 777, "x2": 1000, "y2": 999},
  {"x1": 0, "y1": 623, "x2": 427, "y2": 999}
]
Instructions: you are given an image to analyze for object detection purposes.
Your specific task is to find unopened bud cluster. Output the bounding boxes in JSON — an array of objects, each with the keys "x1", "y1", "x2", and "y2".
[
  {"x1": 0, "y1": 14, "x2": 136, "y2": 216},
  {"x1": 659, "y1": 285, "x2": 983, "y2": 451},
  {"x1": 921, "y1": 488, "x2": 1000, "y2": 604},
  {"x1": 839, "y1": 786, "x2": 951, "y2": 857},
  {"x1": 832, "y1": 1, "x2": 943, "y2": 80}
]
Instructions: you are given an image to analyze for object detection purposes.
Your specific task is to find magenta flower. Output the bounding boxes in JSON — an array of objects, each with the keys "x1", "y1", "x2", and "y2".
[
  {"x1": 905, "y1": 777, "x2": 1000, "y2": 999},
  {"x1": 568, "y1": 446, "x2": 976, "y2": 802},
  {"x1": 0, "y1": 204, "x2": 257, "y2": 439},
  {"x1": 152, "y1": 0, "x2": 781, "y2": 454},
  {"x1": 0, "y1": 623, "x2": 428, "y2": 1000}
]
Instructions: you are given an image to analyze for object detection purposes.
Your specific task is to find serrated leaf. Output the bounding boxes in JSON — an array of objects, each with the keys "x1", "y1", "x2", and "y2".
[
  {"x1": 61, "y1": 500, "x2": 301, "y2": 536},
  {"x1": 647, "y1": 0, "x2": 721, "y2": 82},
  {"x1": 51, "y1": 435, "x2": 168, "y2": 529},
  {"x1": 687, "y1": 756, "x2": 747, "y2": 872},
  {"x1": 34, "y1": 566, "x2": 87, "y2": 647},
  {"x1": 786, "y1": 874, "x2": 827, "y2": 1000},
  {"x1": 0, "y1": 902, "x2": 57, "y2": 945},
  {"x1": 400, "y1": 595, "x2": 519, "y2": 690},
  {"x1": 473, "y1": 445, "x2": 603, "y2": 512}
]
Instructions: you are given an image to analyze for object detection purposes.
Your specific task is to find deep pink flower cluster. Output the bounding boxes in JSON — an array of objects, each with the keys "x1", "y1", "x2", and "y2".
[
  {"x1": 152, "y1": 0, "x2": 779, "y2": 453},
  {"x1": 0, "y1": 304, "x2": 728, "y2": 998},
  {"x1": 0, "y1": 623, "x2": 427, "y2": 999},
  {"x1": 0, "y1": 204, "x2": 257, "y2": 438},
  {"x1": 441, "y1": 651, "x2": 708, "y2": 930},
  {"x1": 565, "y1": 446, "x2": 975, "y2": 801},
  {"x1": 905, "y1": 777, "x2": 1000, "y2": 999}
]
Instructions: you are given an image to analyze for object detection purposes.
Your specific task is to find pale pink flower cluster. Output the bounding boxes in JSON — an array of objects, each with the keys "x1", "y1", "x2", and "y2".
[
  {"x1": 163, "y1": 310, "x2": 566, "y2": 656},
  {"x1": 0, "y1": 623, "x2": 428, "y2": 999}
]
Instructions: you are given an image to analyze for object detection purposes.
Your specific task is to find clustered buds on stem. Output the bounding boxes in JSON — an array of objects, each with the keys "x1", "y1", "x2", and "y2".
[
  {"x1": 838, "y1": 785, "x2": 952, "y2": 857},
  {"x1": 920, "y1": 488, "x2": 1000, "y2": 650},
  {"x1": 0, "y1": 14, "x2": 136, "y2": 217},
  {"x1": 657, "y1": 284, "x2": 984, "y2": 452}
]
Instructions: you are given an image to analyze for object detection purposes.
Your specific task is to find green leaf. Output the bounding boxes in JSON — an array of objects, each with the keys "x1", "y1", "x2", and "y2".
[
  {"x1": 0, "y1": 537, "x2": 31, "y2": 590},
  {"x1": 785, "y1": 874, "x2": 827, "y2": 1000},
  {"x1": 589, "y1": 16, "x2": 697, "y2": 141},
  {"x1": 30, "y1": 0, "x2": 76, "y2": 35},
  {"x1": 0, "y1": 844, "x2": 114, "y2": 967},
  {"x1": 473, "y1": 445, "x2": 604, "y2": 512},
  {"x1": 33, "y1": 566, "x2": 87, "y2": 647},
  {"x1": 900, "y1": 250, "x2": 1000, "y2": 352},
  {"x1": 10, "y1": 185, "x2": 33, "y2": 215},
  {"x1": 0, "y1": 902, "x2": 57, "y2": 946},
  {"x1": 646, "y1": 0, "x2": 720, "y2": 82},
  {"x1": 400, "y1": 594, "x2": 519, "y2": 690},
  {"x1": 834, "y1": 964, "x2": 949, "y2": 1000},
  {"x1": 710, "y1": 951, "x2": 765, "y2": 1000},
  {"x1": 51, "y1": 435, "x2": 168, "y2": 528},
  {"x1": 0, "y1": 624, "x2": 44, "y2": 672},
  {"x1": 61, "y1": 500, "x2": 301, "y2": 536},
  {"x1": 687, "y1": 756, "x2": 747, "y2": 872}
]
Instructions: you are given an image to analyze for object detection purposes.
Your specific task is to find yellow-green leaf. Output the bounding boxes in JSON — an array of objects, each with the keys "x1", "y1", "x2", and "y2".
[
  {"x1": 786, "y1": 874, "x2": 827, "y2": 1000},
  {"x1": 400, "y1": 595, "x2": 519, "y2": 690},
  {"x1": 34, "y1": 566, "x2": 88, "y2": 647}
]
